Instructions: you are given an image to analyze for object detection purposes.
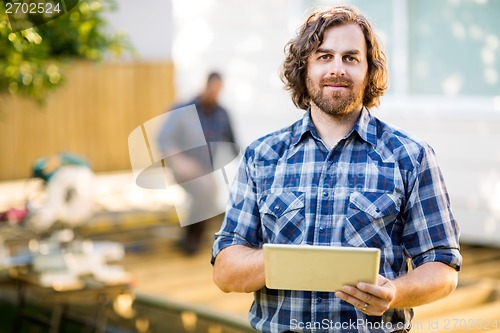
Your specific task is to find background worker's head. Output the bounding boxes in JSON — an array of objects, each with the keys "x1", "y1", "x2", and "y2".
[
  {"x1": 281, "y1": 5, "x2": 388, "y2": 111},
  {"x1": 200, "y1": 72, "x2": 223, "y2": 109}
]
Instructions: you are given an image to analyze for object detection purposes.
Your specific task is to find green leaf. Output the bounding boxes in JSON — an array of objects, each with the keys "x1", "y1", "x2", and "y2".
[{"x1": 0, "y1": 0, "x2": 133, "y2": 105}]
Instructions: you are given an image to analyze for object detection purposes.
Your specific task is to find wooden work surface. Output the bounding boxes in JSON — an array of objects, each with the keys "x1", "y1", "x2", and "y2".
[
  {"x1": 121, "y1": 235, "x2": 254, "y2": 320},
  {"x1": 122, "y1": 235, "x2": 500, "y2": 330}
]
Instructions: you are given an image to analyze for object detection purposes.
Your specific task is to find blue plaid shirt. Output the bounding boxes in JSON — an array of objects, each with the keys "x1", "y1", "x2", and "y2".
[{"x1": 212, "y1": 108, "x2": 461, "y2": 333}]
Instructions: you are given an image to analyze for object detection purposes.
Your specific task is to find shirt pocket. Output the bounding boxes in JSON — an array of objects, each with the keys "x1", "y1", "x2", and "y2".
[
  {"x1": 343, "y1": 191, "x2": 401, "y2": 248},
  {"x1": 259, "y1": 191, "x2": 305, "y2": 244}
]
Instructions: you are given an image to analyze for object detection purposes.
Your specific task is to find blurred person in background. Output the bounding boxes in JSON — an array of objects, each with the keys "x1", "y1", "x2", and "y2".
[{"x1": 157, "y1": 72, "x2": 238, "y2": 256}]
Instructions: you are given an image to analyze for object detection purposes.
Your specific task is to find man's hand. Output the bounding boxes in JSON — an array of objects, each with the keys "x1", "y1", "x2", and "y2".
[
  {"x1": 335, "y1": 262, "x2": 458, "y2": 314},
  {"x1": 335, "y1": 275, "x2": 396, "y2": 316}
]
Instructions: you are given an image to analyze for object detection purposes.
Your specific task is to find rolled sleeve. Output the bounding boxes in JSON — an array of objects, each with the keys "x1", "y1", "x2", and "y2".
[
  {"x1": 411, "y1": 247, "x2": 462, "y2": 271},
  {"x1": 402, "y1": 144, "x2": 462, "y2": 271},
  {"x1": 211, "y1": 151, "x2": 262, "y2": 265}
]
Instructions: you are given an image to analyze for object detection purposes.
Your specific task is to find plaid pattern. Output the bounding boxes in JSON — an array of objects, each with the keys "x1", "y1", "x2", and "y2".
[
  {"x1": 212, "y1": 108, "x2": 462, "y2": 333},
  {"x1": 192, "y1": 98, "x2": 236, "y2": 146}
]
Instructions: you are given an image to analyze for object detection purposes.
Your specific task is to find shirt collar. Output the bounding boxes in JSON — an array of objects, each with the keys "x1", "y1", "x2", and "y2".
[
  {"x1": 351, "y1": 107, "x2": 377, "y2": 146},
  {"x1": 291, "y1": 110, "x2": 318, "y2": 146},
  {"x1": 291, "y1": 107, "x2": 377, "y2": 147}
]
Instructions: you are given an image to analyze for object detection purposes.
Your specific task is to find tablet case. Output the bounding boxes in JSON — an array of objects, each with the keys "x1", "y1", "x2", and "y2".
[{"x1": 263, "y1": 244, "x2": 380, "y2": 292}]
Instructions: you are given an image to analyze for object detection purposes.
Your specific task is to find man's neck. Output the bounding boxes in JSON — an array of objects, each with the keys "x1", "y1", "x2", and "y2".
[
  {"x1": 309, "y1": 104, "x2": 362, "y2": 150},
  {"x1": 198, "y1": 95, "x2": 217, "y2": 113}
]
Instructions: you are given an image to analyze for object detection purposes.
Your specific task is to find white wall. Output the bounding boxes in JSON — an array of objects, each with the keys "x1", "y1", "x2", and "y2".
[
  {"x1": 170, "y1": 0, "x2": 307, "y2": 146},
  {"x1": 104, "y1": 0, "x2": 173, "y2": 60}
]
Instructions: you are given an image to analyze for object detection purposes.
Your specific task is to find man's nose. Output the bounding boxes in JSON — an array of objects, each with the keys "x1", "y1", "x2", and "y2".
[{"x1": 329, "y1": 57, "x2": 346, "y2": 77}]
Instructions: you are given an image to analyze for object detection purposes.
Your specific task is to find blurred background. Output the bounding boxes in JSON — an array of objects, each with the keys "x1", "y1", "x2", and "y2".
[{"x1": 0, "y1": 0, "x2": 499, "y2": 332}]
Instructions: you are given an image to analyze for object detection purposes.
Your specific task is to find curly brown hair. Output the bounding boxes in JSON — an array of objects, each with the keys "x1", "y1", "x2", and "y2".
[{"x1": 281, "y1": 5, "x2": 388, "y2": 110}]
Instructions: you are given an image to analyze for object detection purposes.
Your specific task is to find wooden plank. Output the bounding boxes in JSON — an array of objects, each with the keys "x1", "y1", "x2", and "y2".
[
  {"x1": 412, "y1": 301, "x2": 500, "y2": 333},
  {"x1": 121, "y1": 237, "x2": 254, "y2": 319},
  {"x1": 460, "y1": 260, "x2": 500, "y2": 280},
  {"x1": 413, "y1": 280, "x2": 495, "y2": 320},
  {"x1": 461, "y1": 245, "x2": 500, "y2": 265},
  {"x1": 121, "y1": 238, "x2": 500, "y2": 323},
  {"x1": 0, "y1": 61, "x2": 175, "y2": 181}
]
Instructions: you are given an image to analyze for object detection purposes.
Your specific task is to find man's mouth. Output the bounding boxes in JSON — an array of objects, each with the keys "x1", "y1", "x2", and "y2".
[
  {"x1": 321, "y1": 79, "x2": 352, "y2": 90},
  {"x1": 323, "y1": 84, "x2": 350, "y2": 92},
  {"x1": 324, "y1": 83, "x2": 348, "y2": 87}
]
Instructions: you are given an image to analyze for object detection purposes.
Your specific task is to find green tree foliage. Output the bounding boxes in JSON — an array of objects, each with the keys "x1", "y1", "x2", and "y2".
[{"x1": 0, "y1": 0, "x2": 132, "y2": 104}]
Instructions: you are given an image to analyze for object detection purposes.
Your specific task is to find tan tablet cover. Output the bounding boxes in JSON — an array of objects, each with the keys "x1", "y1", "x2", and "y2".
[{"x1": 264, "y1": 244, "x2": 380, "y2": 292}]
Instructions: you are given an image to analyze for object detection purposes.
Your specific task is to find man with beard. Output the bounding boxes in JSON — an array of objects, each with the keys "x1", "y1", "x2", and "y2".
[
  {"x1": 157, "y1": 72, "x2": 237, "y2": 255},
  {"x1": 211, "y1": 5, "x2": 461, "y2": 333}
]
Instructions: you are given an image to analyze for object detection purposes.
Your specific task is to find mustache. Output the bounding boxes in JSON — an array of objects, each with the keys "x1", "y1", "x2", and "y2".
[{"x1": 320, "y1": 78, "x2": 353, "y2": 87}]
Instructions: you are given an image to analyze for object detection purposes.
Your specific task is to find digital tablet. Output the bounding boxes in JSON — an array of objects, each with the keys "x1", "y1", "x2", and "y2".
[{"x1": 263, "y1": 244, "x2": 380, "y2": 292}]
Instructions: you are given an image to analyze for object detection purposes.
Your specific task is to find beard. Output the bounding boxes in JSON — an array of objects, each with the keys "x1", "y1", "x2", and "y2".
[{"x1": 306, "y1": 75, "x2": 366, "y2": 119}]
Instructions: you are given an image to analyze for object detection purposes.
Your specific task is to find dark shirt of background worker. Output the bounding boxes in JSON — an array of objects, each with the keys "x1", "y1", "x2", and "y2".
[{"x1": 157, "y1": 72, "x2": 238, "y2": 255}]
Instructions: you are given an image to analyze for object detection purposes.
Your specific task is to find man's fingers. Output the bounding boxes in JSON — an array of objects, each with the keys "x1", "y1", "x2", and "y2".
[
  {"x1": 356, "y1": 281, "x2": 390, "y2": 301},
  {"x1": 335, "y1": 291, "x2": 364, "y2": 309},
  {"x1": 338, "y1": 285, "x2": 372, "y2": 303},
  {"x1": 335, "y1": 290, "x2": 383, "y2": 315},
  {"x1": 356, "y1": 275, "x2": 396, "y2": 302},
  {"x1": 335, "y1": 282, "x2": 393, "y2": 316}
]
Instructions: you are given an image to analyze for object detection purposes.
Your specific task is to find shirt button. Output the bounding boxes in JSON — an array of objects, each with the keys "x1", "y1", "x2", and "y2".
[
  {"x1": 375, "y1": 207, "x2": 381, "y2": 213},
  {"x1": 317, "y1": 297, "x2": 322, "y2": 303},
  {"x1": 322, "y1": 191, "x2": 328, "y2": 197},
  {"x1": 319, "y1": 227, "x2": 325, "y2": 233},
  {"x1": 274, "y1": 206, "x2": 280, "y2": 211}
]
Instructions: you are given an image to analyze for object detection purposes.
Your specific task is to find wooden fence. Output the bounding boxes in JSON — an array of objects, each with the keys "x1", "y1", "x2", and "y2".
[{"x1": 0, "y1": 61, "x2": 175, "y2": 181}]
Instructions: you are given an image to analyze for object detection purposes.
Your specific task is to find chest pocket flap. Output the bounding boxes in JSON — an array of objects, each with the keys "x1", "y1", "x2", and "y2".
[
  {"x1": 349, "y1": 191, "x2": 401, "y2": 219},
  {"x1": 259, "y1": 191, "x2": 305, "y2": 244},
  {"x1": 345, "y1": 191, "x2": 402, "y2": 248},
  {"x1": 259, "y1": 191, "x2": 305, "y2": 218}
]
